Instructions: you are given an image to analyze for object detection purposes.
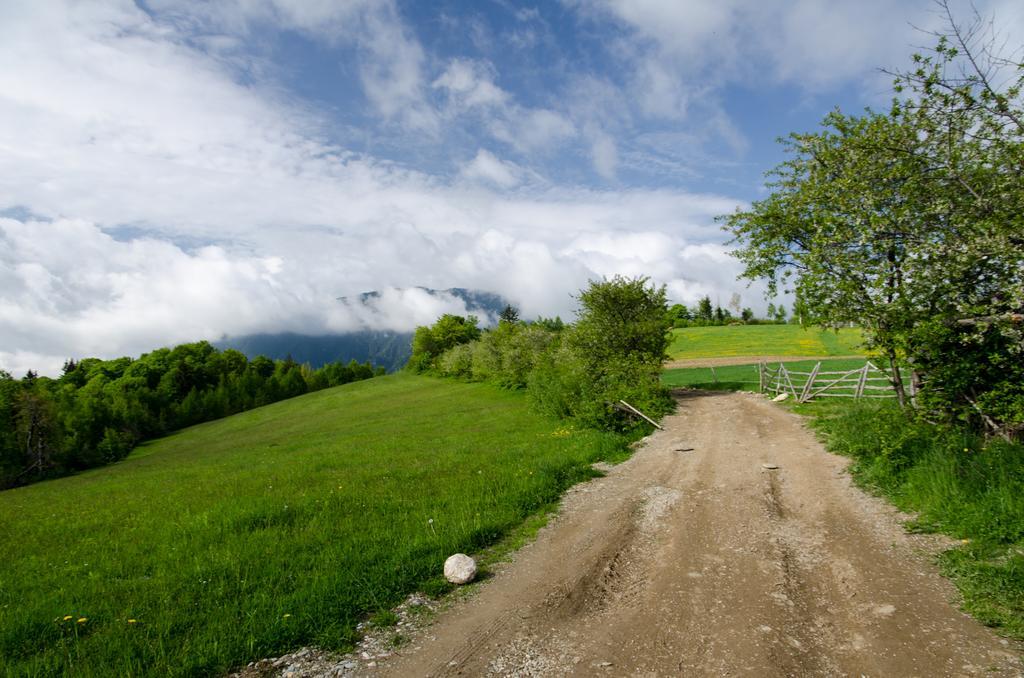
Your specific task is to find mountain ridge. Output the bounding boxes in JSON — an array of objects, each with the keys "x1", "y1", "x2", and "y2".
[{"x1": 219, "y1": 286, "x2": 509, "y2": 371}]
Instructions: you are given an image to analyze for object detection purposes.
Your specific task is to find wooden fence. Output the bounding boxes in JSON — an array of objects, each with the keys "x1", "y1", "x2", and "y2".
[{"x1": 759, "y1": 361, "x2": 911, "y2": 403}]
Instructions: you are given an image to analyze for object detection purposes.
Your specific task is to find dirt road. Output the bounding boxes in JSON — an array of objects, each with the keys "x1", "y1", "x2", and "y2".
[{"x1": 381, "y1": 391, "x2": 1021, "y2": 677}]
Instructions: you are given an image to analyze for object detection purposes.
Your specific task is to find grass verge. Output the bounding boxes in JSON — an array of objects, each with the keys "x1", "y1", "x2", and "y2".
[
  {"x1": 794, "y1": 398, "x2": 1024, "y2": 639},
  {"x1": 0, "y1": 374, "x2": 628, "y2": 676}
]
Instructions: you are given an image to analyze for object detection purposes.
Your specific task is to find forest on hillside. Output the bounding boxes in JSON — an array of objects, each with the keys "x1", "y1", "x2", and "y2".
[{"x1": 0, "y1": 341, "x2": 383, "y2": 488}]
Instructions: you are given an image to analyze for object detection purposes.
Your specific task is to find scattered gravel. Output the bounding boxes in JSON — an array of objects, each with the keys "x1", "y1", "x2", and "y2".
[{"x1": 228, "y1": 593, "x2": 440, "y2": 678}]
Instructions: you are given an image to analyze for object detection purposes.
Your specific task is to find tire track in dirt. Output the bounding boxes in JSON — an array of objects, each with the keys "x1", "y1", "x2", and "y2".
[{"x1": 378, "y1": 390, "x2": 1022, "y2": 677}]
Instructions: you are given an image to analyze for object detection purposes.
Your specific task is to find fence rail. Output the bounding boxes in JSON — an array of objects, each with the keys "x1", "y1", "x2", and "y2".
[{"x1": 759, "y1": 360, "x2": 910, "y2": 403}]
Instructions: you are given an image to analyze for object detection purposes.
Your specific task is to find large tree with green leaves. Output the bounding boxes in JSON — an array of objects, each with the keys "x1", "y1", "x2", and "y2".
[
  {"x1": 723, "y1": 110, "x2": 931, "y2": 403},
  {"x1": 723, "y1": 2, "x2": 1022, "y2": 429}
]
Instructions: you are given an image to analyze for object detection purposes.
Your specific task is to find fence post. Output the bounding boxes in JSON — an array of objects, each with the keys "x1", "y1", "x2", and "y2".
[
  {"x1": 855, "y1": 363, "x2": 869, "y2": 399},
  {"x1": 758, "y1": 362, "x2": 764, "y2": 393},
  {"x1": 800, "y1": 362, "x2": 821, "y2": 403}
]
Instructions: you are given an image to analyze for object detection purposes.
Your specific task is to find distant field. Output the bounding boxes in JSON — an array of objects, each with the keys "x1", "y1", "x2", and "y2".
[
  {"x1": 666, "y1": 324, "x2": 864, "y2": 360},
  {"x1": 662, "y1": 358, "x2": 870, "y2": 391},
  {"x1": 0, "y1": 375, "x2": 625, "y2": 676}
]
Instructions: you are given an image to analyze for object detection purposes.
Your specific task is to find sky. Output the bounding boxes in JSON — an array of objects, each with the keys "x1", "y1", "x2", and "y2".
[{"x1": 2, "y1": 0, "x2": 1022, "y2": 375}]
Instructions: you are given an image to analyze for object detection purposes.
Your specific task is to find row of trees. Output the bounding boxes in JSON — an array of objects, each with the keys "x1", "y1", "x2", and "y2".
[
  {"x1": 409, "y1": 277, "x2": 674, "y2": 432},
  {"x1": 666, "y1": 295, "x2": 793, "y2": 327},
  {"x1": 724, "y1": 2, "x2": 1023, "y2": 438},
  {"x1": 0, "y1": 342, "x2": 384, "y2": 488}
]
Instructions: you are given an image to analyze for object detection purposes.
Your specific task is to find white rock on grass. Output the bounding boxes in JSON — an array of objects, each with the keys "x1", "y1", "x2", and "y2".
[
  {"x1": 444, "y1": 554, "x2": 477, "y2": 585},
  {"x1": 772, "y1": 392, "x2": 790, "y2": 402}
]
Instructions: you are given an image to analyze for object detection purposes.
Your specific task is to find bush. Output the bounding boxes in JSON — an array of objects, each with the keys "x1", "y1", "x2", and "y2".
[
  {"x1": 911, "y1": 319, "x2": 1024, "y2": 440},
  {"x1": 408, "y1": 315, "x2": 481, "y2": 373},
  {"x1": 419, "y1": 276, "x2": 674, "y2": 433}
]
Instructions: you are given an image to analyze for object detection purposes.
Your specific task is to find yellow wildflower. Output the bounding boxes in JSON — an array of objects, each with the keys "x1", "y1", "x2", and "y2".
[
  {"x1": 283, "y1": 613, "x2": 292, "y2": 619},
  {"x1": 77, "y1": 617, "x2": 87, "y2": 624},
  {"x1": 127, "y1": 619, "x2": 137, "y2": 624},
  {"x1": 62, "y1": 615, "x2": 73, "y2": 621}
]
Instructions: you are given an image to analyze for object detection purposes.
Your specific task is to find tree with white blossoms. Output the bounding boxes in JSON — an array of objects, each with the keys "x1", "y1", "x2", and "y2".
[{"x1": 723, "y1": 1, "x2": 1023, "y2": 435}]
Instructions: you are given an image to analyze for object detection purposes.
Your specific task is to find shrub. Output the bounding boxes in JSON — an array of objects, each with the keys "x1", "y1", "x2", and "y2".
[
  {"x1": 911, "y1": 319, "x2": 1024, "y2": 440},
  {"x1": 408, "y1": 315, "x2": 481, "y2": 373},
  {"x1": 420, "y1": 276, "x2": 673, "y2": 433}
]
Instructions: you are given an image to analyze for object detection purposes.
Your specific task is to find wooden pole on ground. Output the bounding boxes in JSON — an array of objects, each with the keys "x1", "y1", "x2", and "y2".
[{"x1": 619, "y1": 400, "x2": 664, "y2": 430}]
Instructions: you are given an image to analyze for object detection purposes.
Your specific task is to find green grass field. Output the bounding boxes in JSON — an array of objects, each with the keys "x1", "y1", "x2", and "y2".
[
  {"x1": 661, "y1": 358, "x2": 869, "y2": 391},
  {"x1": 667, "y1": 324, "x2": 864, "y2": 360},
  {"x1": 0, "y1": 374, "x2": 626, "y2": 677}
]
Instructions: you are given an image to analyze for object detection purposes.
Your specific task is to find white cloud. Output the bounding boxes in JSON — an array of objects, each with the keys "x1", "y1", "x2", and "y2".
[
  {"x1": 356, "y1": 3, "x2": 438, "y2": 134},
  {"x1": 433, "y1": 59, "x2": 509, "y2": 109},
  {"x1": 0, "y1": 217, "x2": 293, "y2": 371},
  {"x1": 579, "y1": 0, "x2": 1023, "y2": 93},
  {"x1": 460, "y1": 150, "x2": 523, "y2": 188},
  {"x1": 587, "y1": 128, "x2": 619, "y2": 179},
  {"x1": 0, "y1": 0, "x2": 798, "y2": 376},
  {"x1": 430, "y1": 56, "x2": 577, "y2": 155},
  {"x1": 489, "y1": 107, "x2": 577, "y2": 154},
  {"x1": 0, "y1": 183, "x2": 755, "y2": 375},
  {"x1": 327, "y1": 287, "x2": 499, "y2": 333},
  {"x1": 143, "y1": 0, "x2": 438, "y2": 133}
]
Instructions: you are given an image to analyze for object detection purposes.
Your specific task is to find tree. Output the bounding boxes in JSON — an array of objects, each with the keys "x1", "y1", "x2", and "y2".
[
  {"x1": 741, "y1": 307, "x2": 754, "y2": 322},
  {"x1": 408, "y1": 314, "x2": 481, "y2": 372},
  {"x1": 534, "y1": 316, "x2": 565, "y2": 332},
  {"x1": 666, "y1": 303, "x2": 690, "y2": 325},
  {"x1": 499, "y1": 304, "x2": 520, "y2": 324},
  {"x1": 15, "y1": 386, "x2": 59, "y2": 479},
  {"x1": 728, "y1": 293, "x2": 742, "y2": 316},
  {"x1": 696, "y1": 296, "x2": 713, "y2": 322},
  {"x1": 571, "y1": 276, "x2": 670, "y2": 365},
  {"x1": 567, "y1": 276, "x2": 672, "y2": 429},
  {"x1": 723, "y1": 2, "x2": 1023, "y2": 422},
  {"x1": 723, "y1": 109, "x2": 940, "y2": 405}
]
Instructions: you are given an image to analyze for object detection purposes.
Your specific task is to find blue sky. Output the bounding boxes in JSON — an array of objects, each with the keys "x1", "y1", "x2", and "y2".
[{"x1": 1, "y1": 0, "x2": 1022, "y2": 374}]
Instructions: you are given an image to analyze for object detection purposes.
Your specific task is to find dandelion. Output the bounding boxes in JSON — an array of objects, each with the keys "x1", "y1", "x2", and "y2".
[
  {"x1": 427, "y1": 518, "x2": 437, "y2": 537},
  {"x1": 62, "y1": 615, "x2": 73, "y2": 621},
  {"x1": 77, "y1": 617, "x2": 87, "y2": 624},
  {"x1": 127, "y1": 619, "x2": 137, "y2": 624},
  {"x1": 283, "y1": 613, "x2": 292, "y2": 619}
]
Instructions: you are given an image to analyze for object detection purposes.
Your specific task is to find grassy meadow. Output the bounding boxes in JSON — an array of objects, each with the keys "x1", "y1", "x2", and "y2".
[
  {"x1": 661, "y1": 357, "x2": 869, "y2": 392},
  {"x1": 666, "y1": 324, "x2": 864, "y2": 360},
  {"x1": 0, "y1": 374, "x2": 627, "y2": 676}
]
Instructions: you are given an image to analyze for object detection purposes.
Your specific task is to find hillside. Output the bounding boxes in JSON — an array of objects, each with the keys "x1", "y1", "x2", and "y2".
[
  {"x1": 0, "y1": 374, "x2": 624, "y2": 676},
  {"x1": 667, "y1": 324, "x2": 864, "y2": 361}
]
